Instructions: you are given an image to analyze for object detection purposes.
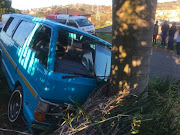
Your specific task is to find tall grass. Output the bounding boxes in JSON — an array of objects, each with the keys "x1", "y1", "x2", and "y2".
[
  {"x1": 100, "y1": 77, "x2": 180, "y2": 135},
  {"x1": 59, "y1": 77, "x2": 180, "y2": 135}
]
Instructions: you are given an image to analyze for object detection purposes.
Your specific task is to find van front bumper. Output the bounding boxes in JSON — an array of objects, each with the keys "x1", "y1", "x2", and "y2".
[{"x1": 32, "y1": 98, "x2": 74, "y2": 132}]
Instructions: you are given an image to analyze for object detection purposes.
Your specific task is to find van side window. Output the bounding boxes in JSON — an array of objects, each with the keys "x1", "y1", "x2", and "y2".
[
  {"x1": 57, "y1": 19, "x2": 66, "y2": 24},
  {"x1": 29, "y1": 25, "x2": 51, "y2": 68},
  {"x1": 3, "y1": 17, "x2": 14, "y2": 32},
  {"x1": 55, "y1": 29, "x2": 95, "y2": 77},
  {"x1": 47, "y1": 18, "x2": 66, "y2": 24},
  {"x1": 67, "y1": 21, "x2": 78, "y2": 28},
  {"x1": 13, "y1": 21, "x2": 35, "y2": 47},
  {"x1": 5, "y1": 18, "x2": 20, "y2": 37}
]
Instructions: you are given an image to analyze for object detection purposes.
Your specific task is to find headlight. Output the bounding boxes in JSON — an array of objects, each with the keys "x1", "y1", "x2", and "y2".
[
  {"x1": 34, "y1": 98, "x2": 49, "y2": 122},
  {"x1": 36, "y1": 98, "x2": 49, "y2": 113}
]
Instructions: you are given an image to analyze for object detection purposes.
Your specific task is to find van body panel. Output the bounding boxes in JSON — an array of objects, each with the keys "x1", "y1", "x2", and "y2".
[
  {"x1": 45, "y1": 72, "x2": 98, "y2": 104},
  {"x1": 78, "y1": 25, "x2": 95, "y2": 34},
  {"x1": 0, "y1": 34, "x2": 18, "y2": 88}
]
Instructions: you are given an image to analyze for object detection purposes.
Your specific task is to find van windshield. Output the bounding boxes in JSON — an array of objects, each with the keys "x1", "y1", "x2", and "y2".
[
  {"x1": 54, "y1": 29, "x2": 111, "y2": 80},
  {"x1": 75, "y1": 19, "x2": 92, "y2": 27}
]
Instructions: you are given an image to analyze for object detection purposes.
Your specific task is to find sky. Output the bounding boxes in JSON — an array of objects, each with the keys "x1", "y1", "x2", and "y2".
[
  {"x1": 12, "y1": 0, "x2": 177, "y2": 10},
  {"x1": 158, "y1": 0, "x2": 177, "y2": 2},
  {"x1": 12, "y1": 0, "x2": 111, "y2": 10}
]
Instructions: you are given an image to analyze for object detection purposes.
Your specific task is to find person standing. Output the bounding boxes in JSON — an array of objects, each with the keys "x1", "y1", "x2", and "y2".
[
  {"x1": 175, "y1": 26, "x2": 180, "y2": 55},
  {"x1": 161, "y1": 21, "x2": 169, "y2": 47},
  {"x1": 168, "y1": 23, "x2": 177, "y2": 50},
  {"x1": 153, "y1": 21, "x2": 159, "y2": 45}
]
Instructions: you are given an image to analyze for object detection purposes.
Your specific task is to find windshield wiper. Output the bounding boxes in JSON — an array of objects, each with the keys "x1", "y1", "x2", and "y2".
[
  {"x1": 73, "y1": 72, "x2": 96, "y2": 78},
  {"x1": 62, "y1": 75, "x2": 77, "y2": 79},
  {"x1": 62, "y1": 73, "x2": 95, "y2": 79},
  {"x1": 96, "y1": 75, "x2": 109, "y2": 78},
  {"x1": 96, "y1": 75, "x2": 110, "y2": 80}
]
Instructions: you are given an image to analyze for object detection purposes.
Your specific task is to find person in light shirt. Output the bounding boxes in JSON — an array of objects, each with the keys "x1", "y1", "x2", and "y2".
[{"x1": 175, "y1": 26, "x2": 180, "y2": 55}]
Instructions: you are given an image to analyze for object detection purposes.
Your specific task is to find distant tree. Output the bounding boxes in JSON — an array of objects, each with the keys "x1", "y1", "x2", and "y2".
[
  {"x1": 0, "y1": 0, "x2": 21, "y2": 21},
  {"x1": 79, "y1": 8, "x2": 85, "y2": 12},
  {"x1": 35, "y1": 11, "x2": 44, "y2": 17}
]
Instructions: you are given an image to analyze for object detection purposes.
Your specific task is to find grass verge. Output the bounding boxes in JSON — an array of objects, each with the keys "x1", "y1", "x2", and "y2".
[
  {"x1": 96, "y1": 33, "x2": 112, "y2": 44},
  {"x1": 100, "y1": 77, "x2": 180, "y2": 134},
  {"x1": 153, "y1": 40, "x2": 177, "y2": 51},
  {"x1": 58, "y1": 77, "x2": 180, "y2": 135}
]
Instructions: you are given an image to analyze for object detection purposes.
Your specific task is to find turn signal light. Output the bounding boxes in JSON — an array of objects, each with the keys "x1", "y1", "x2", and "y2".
[{"x1": 34, "y1": 111, "x2": 46, "y2": 122}]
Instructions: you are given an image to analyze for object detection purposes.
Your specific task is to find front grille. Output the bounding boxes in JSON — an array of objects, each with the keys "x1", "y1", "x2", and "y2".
[
  {"x1": 44, "y1": 103, "x2": 75, "y2": 126},
  {"x1": 87, "y1": 30, "x2": 94, "y2": 35}
]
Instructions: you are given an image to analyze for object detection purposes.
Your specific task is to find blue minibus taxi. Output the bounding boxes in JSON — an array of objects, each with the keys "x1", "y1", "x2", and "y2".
[{"x1": 0, "y1": 14, "x2": 111, "y2": 132}]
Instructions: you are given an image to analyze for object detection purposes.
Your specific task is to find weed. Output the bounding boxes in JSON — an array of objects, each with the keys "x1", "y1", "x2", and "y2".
[{"x1": 58, "y1": 77, "x2": 180, "y2": 135}]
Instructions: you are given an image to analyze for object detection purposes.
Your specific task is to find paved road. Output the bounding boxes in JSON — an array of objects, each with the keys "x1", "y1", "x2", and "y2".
[{"x1": 150, "y1": 47, "x2": 180, "y2": 79}]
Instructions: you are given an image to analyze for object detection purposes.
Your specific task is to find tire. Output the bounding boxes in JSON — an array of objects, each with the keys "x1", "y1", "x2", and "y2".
[
  {"x1": 0, "y1": 52, "x2": 2, "y2": 67},
  {"x1": 8, "y1": 86, "x2": 23, "y2": 122}
]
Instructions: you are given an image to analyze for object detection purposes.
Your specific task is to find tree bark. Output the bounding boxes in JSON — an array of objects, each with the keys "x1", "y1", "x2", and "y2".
[{"x1": 110, "y1": 0, "x2": 157, "y2": 96}]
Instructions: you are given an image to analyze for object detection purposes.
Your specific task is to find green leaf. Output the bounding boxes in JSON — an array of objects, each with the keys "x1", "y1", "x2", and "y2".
[{"x1": 131, "y1": 130, "x2": 139, "y2": 134}]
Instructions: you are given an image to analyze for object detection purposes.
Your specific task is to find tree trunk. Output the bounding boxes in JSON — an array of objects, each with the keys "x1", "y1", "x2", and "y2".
[{"x1": 110, "y1": 0, "x2": 157, "y2": 95}]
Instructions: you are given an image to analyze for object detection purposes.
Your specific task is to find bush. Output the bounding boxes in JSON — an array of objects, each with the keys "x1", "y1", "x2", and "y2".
[
  {"x1": 54, "y1": 77, "x2": 180, "y2": 135},
  {"x1": 101, "y1": 77, "x2": 180, "y2": 135}
]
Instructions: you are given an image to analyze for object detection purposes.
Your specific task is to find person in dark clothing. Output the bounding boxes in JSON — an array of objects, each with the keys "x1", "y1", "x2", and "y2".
[
  {"x1": 175, "y1": 26, "x2": 180, "y2": 55},
  {"x1": 168, "y1": 23, "x2": 177, "y2": 50},
  {"x1": 153, "y1": 21, "x2": 159, "y2": 45},
  {"x1": 161, "y1": 21, "x2": 169, "y2": 46}
]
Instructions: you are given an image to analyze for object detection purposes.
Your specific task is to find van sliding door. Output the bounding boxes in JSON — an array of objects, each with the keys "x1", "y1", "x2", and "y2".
[{"x1": 1, "y1": 17, "x2": 21, "y2": 86}]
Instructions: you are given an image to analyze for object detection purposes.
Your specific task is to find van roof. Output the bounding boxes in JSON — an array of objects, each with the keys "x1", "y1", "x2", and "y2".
[
  {"x1": 10, "y1": 14, "x2": 111, "y2": 47},
  {"x1": 69, "y1": 16, "x2": 87, "y2": 20}
]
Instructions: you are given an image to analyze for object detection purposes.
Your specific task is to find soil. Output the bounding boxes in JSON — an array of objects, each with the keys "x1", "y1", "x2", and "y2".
[{"x1": 0, "y1": 67, "x2": 28, "y2": 134}]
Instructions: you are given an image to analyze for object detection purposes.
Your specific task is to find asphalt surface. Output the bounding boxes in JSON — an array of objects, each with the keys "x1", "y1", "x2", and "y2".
[{"x1": 150, "y1": 47, "x2": 180, "y2": 79}]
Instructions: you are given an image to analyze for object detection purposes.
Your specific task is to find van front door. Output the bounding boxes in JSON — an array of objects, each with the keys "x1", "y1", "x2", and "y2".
[{"x1": 26, "y1": 24, "x2": 54, "y2": 100}]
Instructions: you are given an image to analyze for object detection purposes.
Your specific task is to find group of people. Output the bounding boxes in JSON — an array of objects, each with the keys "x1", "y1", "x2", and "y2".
[{"x1": 153, "y1": 21, "x2": 180, "y2": 55}]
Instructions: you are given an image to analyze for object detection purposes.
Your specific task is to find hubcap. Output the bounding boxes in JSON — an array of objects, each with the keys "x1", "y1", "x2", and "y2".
[{"x1": 8, "y1": 90, "x2": 22, "y2": 122}]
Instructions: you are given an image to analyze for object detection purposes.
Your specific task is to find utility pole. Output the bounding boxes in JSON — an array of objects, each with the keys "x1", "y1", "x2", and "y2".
[
  {"x1": 92, "y1": 5, "x2": 94, "y2": 11},
  {"x1": 96, "y1": 5, "x2": 100, "y2": 21}
]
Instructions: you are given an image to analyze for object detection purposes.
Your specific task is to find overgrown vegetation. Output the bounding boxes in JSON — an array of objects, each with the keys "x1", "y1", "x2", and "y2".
[
  {"x1": 101, "y1": 77, "x2": 180, "y2": 135},
  {"x1": 0, "y1": 0, "x2": 21, "y2": 21},
  {"x1": 56, "y1": 77, "x2": 180, "y2": 135}
]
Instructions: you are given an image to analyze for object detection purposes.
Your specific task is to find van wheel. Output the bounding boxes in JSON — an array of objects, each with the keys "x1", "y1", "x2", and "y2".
[
  {"x1": 0, "y1": 53, "x2": 2, "y2": 66},
  {"x1": 8, "y1": 87, "x2": 23, "y2": 122}
]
